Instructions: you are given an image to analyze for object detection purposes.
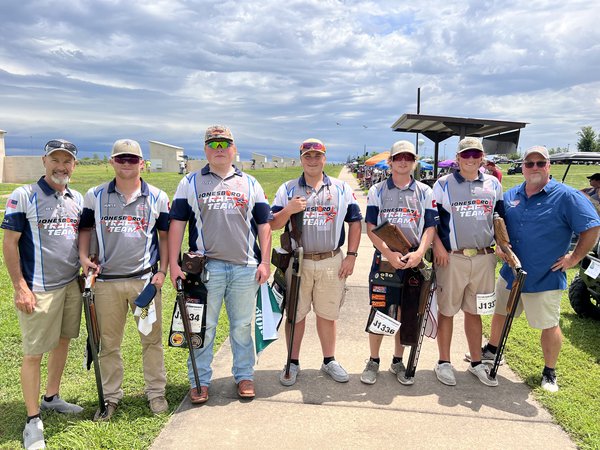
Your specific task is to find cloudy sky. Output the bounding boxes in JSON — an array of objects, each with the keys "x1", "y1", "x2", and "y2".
[{"x1": 1, "y1": 0, "x2": 599, "y2": 162}]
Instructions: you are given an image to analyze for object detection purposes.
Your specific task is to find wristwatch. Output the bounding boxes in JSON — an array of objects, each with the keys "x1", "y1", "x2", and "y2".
[{"x1": 347, "y1": 251, "x2": 358, "y2": 257}]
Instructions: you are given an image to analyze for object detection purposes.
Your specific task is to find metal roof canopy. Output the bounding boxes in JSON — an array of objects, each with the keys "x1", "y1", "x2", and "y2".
[{"x1": 391, "y1": 113, "x2": 528, "y2": 177}]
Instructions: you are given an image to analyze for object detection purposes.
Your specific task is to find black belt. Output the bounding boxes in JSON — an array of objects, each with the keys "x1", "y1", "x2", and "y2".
[{"x1": 97, "y1": 264, "x2": 157, "y2": 280}]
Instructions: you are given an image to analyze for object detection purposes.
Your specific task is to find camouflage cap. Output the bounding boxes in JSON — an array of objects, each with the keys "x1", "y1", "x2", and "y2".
[
  {"x1": 457, "y1": 137, "x2": 484, "y2": 153},
  {"x1": 205, "y1": 125, "x2": 234, "y2": 143}
]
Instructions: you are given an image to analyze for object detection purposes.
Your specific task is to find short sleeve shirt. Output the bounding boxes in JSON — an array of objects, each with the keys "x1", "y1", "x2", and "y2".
[
  {"x1": 433, "y1": 171, "x2": 504, "y2": 251},
  {"x1": 500, "y1": 179, "x2": 600, "y2": 292},
  {"x1": 79, "y1": 179, "x2": 170, "y2": 276},
  {"x1": 2, "y1": 177, "x2": 83, "y2": 291},
  {"x1": 271, "y1": 173, "x2": 363, "y2": 253},
  {"x1": 170, "y1": 165, "x2": 271, "y2": 266},
  {"x1": 365, "y1": 177, "x2": 438, "y2": 248}
]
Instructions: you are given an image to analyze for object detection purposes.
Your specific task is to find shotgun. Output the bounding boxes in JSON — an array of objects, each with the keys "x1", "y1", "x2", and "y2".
[
  {"x1": 372, "y1": 220, "x2": 425, "y2": 268},
  {"x1": 176, "y1": 277, "x2": 201, "y2": 391}
]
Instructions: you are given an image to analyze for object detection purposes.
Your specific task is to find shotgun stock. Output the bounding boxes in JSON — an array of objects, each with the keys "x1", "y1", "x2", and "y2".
[
  {"x1": 372, "y1": 220, "x2": 425, "y2": 269},
  {"x1": 176, "y1": 277, "x2": 201, "y2": 391}
]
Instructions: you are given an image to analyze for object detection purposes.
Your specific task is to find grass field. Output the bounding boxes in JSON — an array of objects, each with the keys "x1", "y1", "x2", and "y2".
[{"x1": 1, "y1": 162, "x2": 599, "y2": 449}]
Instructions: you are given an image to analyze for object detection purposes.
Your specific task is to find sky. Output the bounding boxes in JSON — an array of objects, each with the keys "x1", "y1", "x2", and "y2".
[{"x1": 1, "y1": 0, "x2": 600, "y2": 163}]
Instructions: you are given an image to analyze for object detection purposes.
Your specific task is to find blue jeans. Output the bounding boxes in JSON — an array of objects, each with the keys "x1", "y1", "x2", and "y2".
[{"x1": 188, "y1": 259, "x2": 258, "y2": 387}]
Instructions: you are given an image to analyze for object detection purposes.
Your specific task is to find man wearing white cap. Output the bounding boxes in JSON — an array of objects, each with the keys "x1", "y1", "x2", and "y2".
[{"x1": 480, "y1": 146, "x2": 600, "y2": 392}]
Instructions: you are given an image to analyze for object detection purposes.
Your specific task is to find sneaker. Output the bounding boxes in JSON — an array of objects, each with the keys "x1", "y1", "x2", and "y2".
[
  {"x1": 40, "y1": 395, "x2": 84, "y2": 414},
  {"x1": 360, "y1": 360, "x2": 379, "y2": 385},
  {"x1": 541, "y1": 373, "x2": 559, "y2": 392},
  {"x1": 465, "y1": 347, "x2": 504, "y2": 365},
  {"x1": 468, "y1": 363, "x2": 499, "y2": 387},
  {"x1": 149, "y1": 396, "x2": 168, "y2": 414},
  {"x1": 321, "y1": 360, "x2": 350, "y2": 383},
  {"x1": 93, "y1": 401, "x2": 118, "y2": 422},
  {"x1": 434, "y1": 362, "x2": 456, "y2": 386},
  {"x1": 279, "y1": 363, "x2": 300, "y2": 386},
  {"x1": 389, "y1": 360, "x2": 406, "y2": 376},
  {"x1": 23, "y1": 417, "x2": 45, "y2": 450}
]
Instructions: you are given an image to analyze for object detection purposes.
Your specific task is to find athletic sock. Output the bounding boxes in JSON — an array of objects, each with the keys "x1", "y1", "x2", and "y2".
[
  {"x1": 543, "y1": 366, "x2": 556, "y2": 377},
  {"x1": 43, "y1": 394, "x2": 57, "y2": 402},
  {"x1": 27, "y1": 414, "x2": 41, "y2": 423},
  {"x1": 471, "y1": 361, "x2": 482, "y2": 368},
  {"x1": 369, "y1": 357, "x2": 380, "y2": 364},
  {"x1": 290, "y1": 359, "x2": 299, "y2": 366},
  {"x1": 485, "y1": 343, "x2": 498, "y2": 354},
  {"x1": 392, "y1": 356, "x2": 403, "y2": 364},
  {"x1": 323, "y1": 356, "x2": 335, "y2": 365},
  {"x1": 438, "y1": 360, "x2": 451, "y2": 365}
]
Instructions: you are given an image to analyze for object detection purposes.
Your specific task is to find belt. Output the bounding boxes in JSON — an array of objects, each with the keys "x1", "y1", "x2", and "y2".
[
  {"x1": 451, "y1": 247, "x2": 495, "y2": 257},
  {"x1": 303, "y1": 248, "x2": 341, "y2": 261},
  {"x1": 97, "y1": 264, "x2": 157, "y2": 280}
]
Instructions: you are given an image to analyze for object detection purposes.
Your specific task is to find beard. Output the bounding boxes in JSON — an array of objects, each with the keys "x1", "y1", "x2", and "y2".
[{"x1": 51, "y1": 173, "x2": 70, "y2": 185}]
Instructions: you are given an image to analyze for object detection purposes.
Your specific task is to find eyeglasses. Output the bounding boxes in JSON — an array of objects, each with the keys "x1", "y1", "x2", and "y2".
[
  {"x1": 207, "y1": 141, "x2": 232, "y2": 149},
  {"x1": 45, "y1": 140, "x2": 78, "y2": 156},
  {"x1": 113, "y1": 154, "x2": 141, "y2": 164},
  {"x1": 392, "y1": 153, "x2": 415, "y2": 162},
  {"x1": 523, "y1": 160, "x2": 548, "y2": 169},
  {"x1": 459, "y1": 149, "x2": 483, "y2": 159},
  {"x1": 300, "y1": 142, "x2": 326, "y2": 152}
]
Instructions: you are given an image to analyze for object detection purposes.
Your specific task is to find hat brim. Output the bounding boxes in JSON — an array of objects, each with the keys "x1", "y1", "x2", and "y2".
[{"x1": 134, "y1": 283, "x2": 157, "y2": 308}]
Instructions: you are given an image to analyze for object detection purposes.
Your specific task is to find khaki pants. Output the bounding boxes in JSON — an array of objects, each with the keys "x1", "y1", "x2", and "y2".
[{"x1": 94, "y1": 279, "x2": 166, "y2": 403}]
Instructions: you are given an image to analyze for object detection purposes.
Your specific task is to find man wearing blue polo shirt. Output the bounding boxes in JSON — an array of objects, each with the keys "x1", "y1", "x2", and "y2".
[{"x1": 484, "y1": 146, "x2": 600, "y2": 392}]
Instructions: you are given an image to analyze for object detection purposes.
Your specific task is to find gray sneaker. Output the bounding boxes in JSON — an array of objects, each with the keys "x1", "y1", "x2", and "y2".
[
  {"x1": 434, "y1": 362, "x2": 456, "y2": 386},
  {"x1": 465, "y1": 347, "x2": 504, "y2": 365},
  {"x1": 279, "y1": 363, "x2": 300, "y2": 386},
  {"x1": 360, "y1": 360, "x2": 379, "y2": 385},
  {"x1": 468, "y1": 363, "x2": 499, "y2": 387},
  {"x1": 40, "y1": 395, "x2": 83, "y2": 414},
  {"x1": 23, "y1": 417, "x2": 45, "y2": 450},
  {"x1": 321, "y1": 360, "x2": 350, "y2": 383},
  {"x1": 389, "y1": 360, "x2": 406, "y2": 376}
]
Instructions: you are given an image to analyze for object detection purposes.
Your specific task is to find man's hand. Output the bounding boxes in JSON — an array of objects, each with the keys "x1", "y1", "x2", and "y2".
[
  {"x1": 14, "y1": 285, "x2": 37, "y2": 314},
  {"x1": 80, "y1": 256, "x2": 100, "y2": 277},
  {"x1": 338, "y1": 255, "x2": 356, "y2": 279},
  {"x1": 287, "y1": 196, "x2": 306, "y2": 214},
  {"x1": 400, "y1": 250, "x2": 424, "y2": 269},
  {"x1": 151, "y1": 271, "x2": 167, "y2": 289},
  {"x1": 551, "y1": 253, "x2": 580, "y2": 272},
  {"x1": 256, "y1": 262, "x2": 271, "y2": 284},
  {"x1": 170, "y1": 265, "x2": 186, "y2": 288},
  {"x1": 432, "y1": 240, "x2": 449, "y2": 267}
]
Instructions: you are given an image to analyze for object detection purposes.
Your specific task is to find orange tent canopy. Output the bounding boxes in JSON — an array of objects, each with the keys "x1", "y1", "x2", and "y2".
[{"x1": 364, "y1": 151, "x2": 390, "y2": 166}]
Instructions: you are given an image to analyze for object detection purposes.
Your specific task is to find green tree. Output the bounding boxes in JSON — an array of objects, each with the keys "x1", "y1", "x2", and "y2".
[{"x1": 577, "y1": 126, "x2": 597, "y2": 152}]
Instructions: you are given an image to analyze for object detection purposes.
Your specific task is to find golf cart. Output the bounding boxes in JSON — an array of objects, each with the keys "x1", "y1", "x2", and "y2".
[
  {"x1": 557, "y1": 152, "x2": 600, "y2": 320},
  {"x1": 507, "y1": 161, "x2": 522, "y2": 175}
]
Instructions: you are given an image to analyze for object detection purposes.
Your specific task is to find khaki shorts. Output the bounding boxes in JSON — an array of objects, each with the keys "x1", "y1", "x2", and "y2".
[
  {"x1": 286, "y1": 251, "x2": 346, "y2": 322},
  {"x1": 494, "y1": 276, "x2": 562, "y2": 329},
  {"x1": 435, "y1": 253, "x2": 497, "y2": 316},
  {"x1": 18, "y1": 278, "x2": 82, "y2": 355}
]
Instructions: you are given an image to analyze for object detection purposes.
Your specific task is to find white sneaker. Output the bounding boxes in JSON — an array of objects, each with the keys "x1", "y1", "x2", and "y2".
[
  {"x1": 40, "y1": 395, "x2": 84, "y2": 414},
  {"x1": 468, "y1": 363, "x2": 499, "y2": 387},
  {"x1": 279, "y1": 363, "x2": 300, "y2": 386},
  {"x1": 321, "y1": 360, "x2": 349, "y2": 383},
  {"x1": 23, "y1": 417, "x2": 45, "y2": 450},
  {"x1": 541, "y1": 373, "x2": 559, "y2": 392},
  {"x1": 434, "y1": 362, "x2": 456, "y2": 386}
]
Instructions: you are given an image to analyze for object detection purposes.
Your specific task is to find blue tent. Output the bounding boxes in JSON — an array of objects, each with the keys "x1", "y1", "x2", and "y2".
[
  {"x1": 420, "y1": 161, "x2": 433, "y2": 171},
  {"x1": 374, "y1": 160, "x2": 389, "y2": 170}
]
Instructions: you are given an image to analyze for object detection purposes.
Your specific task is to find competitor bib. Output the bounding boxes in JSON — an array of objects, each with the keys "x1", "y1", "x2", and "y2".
[
  {"x1": 172, "y1": 303, "x2": 205, "y2": 333},
  {"x1": 584, "y1": 260, "x2": 600, "y2": 279},
  {"x1": 367, "y1": 310, "x2": 401, "y2": 335},
  {"x1": 476, "y1": 292, "x2": 496, "y2": 315}
]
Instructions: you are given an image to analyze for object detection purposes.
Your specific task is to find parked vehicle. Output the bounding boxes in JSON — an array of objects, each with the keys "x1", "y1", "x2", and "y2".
[{"x1": 507, "y1": 162, "x2": 522, "y2": 175}]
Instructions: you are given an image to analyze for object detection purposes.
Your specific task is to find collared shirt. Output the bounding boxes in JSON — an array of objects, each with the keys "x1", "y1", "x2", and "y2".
[
  {"x1": 366, "y1": 176, "x2": 438, "y2": 248},
  {"x1": 170, "y1": 164, "x2": 270, "y2": 266},
  {"x1": 433, "y1": 171, "x2": 504, "y2": 251},
  {"x1": 500, "y1": 178, "x2": 600, "y2": 292},
  {"x1": 271, "y1": 173, "x2": 363, "y2": 253},
  {"x1": 79, "y1": 178, "x2": 169, "y2": 276},
  {"x1": 2, "y1": 177, "x2": 83, "y2": 291}
]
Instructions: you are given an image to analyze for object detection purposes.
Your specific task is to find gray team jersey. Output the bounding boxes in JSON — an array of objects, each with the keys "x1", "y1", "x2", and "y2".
[
  {"x1": 79, "y1": 179, "x2": 170, "y2": 277},
  {"x1": 271, "y1": 173, "x2": 363, "y2": 253},
  {"x1": 2, "y1": 177, "x2": 83, "y2": 291},
  {"x1": 170, "y1": 165, "x2": 271, "y2": 266},
  {"x1": 432, "y1": 171, "x2": 504, "y2": 251},
  {"x1": 366, "y1": 177, "x2": 438, "y2": 248}
]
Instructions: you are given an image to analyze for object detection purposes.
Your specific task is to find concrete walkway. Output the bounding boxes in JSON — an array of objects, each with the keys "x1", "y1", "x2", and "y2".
[{"x1": 151, "y1": 167, "x2": 574, "y2": 449}]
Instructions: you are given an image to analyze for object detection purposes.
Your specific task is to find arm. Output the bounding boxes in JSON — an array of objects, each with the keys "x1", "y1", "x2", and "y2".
[
  {"x1": 402, "y1": 226, "x2": 435, "y2": 269},
  {"x1": 552, "y1": 226, "x2": 600, "y2": 272},
  {"x1": 432, "y1": 232, "x2": 449, "y2": 267},
  {"x1": 78, "y1": 228, "x2": 98, "y2": 275},
  {"x1": 168, "y1": 219, "x2": 187, "y2": 286},
  {"x1": 339, "y1": 220, "x2": 361, "y2": 278},
  {"x1": 3, "y1": 230, "x2": 37, "y2": 314},
  {"x1": 366, "y1": 222, "x2": 405, "y2": 269},
  {"x1": 255, "y1": 223, "x2": 272, "y2": 284},
  {"x1": 270, "y1": 196, "x2": 306, "y2": 230},
  {"x1": 151, "y1": 229, "x2": 169, "y2": 289}
]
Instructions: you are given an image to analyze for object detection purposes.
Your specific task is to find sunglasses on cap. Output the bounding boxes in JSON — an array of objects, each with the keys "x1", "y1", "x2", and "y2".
[
  {"x1": 459, "y1": 149, "x2": 483, "y2": 159},
  {"x1": 45, "y1": 140, "x2": 78, "y2": 155},
  {"x1": 300, "y1": 142, "x2": 326, "y2": 152},
  {"x1": 523, "y1": 160, "x2": 548, "y2": 169},
  {"x1": 207, "y1": 141, "x2": 232, "y2": 149},
  {"x1": 392, "y1": 153, "x2": 415, "y2": 162},
  {"x1": 113, "y1": 154, "x2": 141, "y2": 164}
]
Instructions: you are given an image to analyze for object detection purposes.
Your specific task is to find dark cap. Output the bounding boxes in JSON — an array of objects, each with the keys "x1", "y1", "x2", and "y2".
[{"x1": 587, "y1": 173, "x2": 600, "y2": 181}]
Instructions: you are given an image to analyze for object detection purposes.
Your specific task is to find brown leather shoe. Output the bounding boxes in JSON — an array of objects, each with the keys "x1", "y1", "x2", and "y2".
[
  {"x1": 190, "y1": 386, "x2": 209, "y2": 404},
  {"x1": 237, "y1": 380, "x2": 255, "y2": 398},
  {"x1": 93, "y1": 401, "x2": 118, "y2": 422}
]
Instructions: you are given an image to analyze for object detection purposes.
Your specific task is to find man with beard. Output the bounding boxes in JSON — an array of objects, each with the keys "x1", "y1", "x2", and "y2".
[{"x1": 3, "y1": 139, "x2": 84, "y2": 450}]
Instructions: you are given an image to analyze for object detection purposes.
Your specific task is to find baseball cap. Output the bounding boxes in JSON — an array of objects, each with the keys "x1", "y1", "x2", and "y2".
[
  {"x1": 111, "y1": 139, "x2": 143, "y2": 158},
  {"x1": 44, "y1": 139, "x2": 78, "y2": 159},
  {"x1": 587, "y1": 173, "x2": 600, "y2": 181},
  {"x1": 389, "y1": 140, "x2": 416, "y2": 157},
  {"x1": 205, "y1": 125, "x2": 234, "y2": 143},
  {"x1": 457, "y1": 137, "x2": 484, "y2": 153},
  {"x1": 300, "y1": 138, "x2": 326, "y2": 154},
  {"x1": 523, "y1": 145, "x2": 550, "y2": 160}
]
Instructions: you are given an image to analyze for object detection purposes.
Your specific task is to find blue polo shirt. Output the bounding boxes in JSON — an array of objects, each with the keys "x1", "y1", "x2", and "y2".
[{"x1": 500, "y1": 178, "x2": 600, "y2": 292}]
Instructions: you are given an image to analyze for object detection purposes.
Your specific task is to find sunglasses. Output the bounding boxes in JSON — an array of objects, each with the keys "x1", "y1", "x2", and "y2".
[
  {"x1": 207, "y1": 141, "x2": 232, "y2": 149},
  {"x1": 392, "y1": 153, "x2": 416, "y2": 162},
  {"x1": 300, "y1": 142, "x2": 326, "y2": 152},
  {"x1": 45, "y1": 140, "x2": 78, "y2": 155},
  {"x1": 113, "y1": 154, "x2": 141, "y2": 164},
  {"x1": 459, "y1": 149, "x2": 483, "y2": 159},
  {"x1": 523, "y1": 160, "x2": 548, "y2": 168}
]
